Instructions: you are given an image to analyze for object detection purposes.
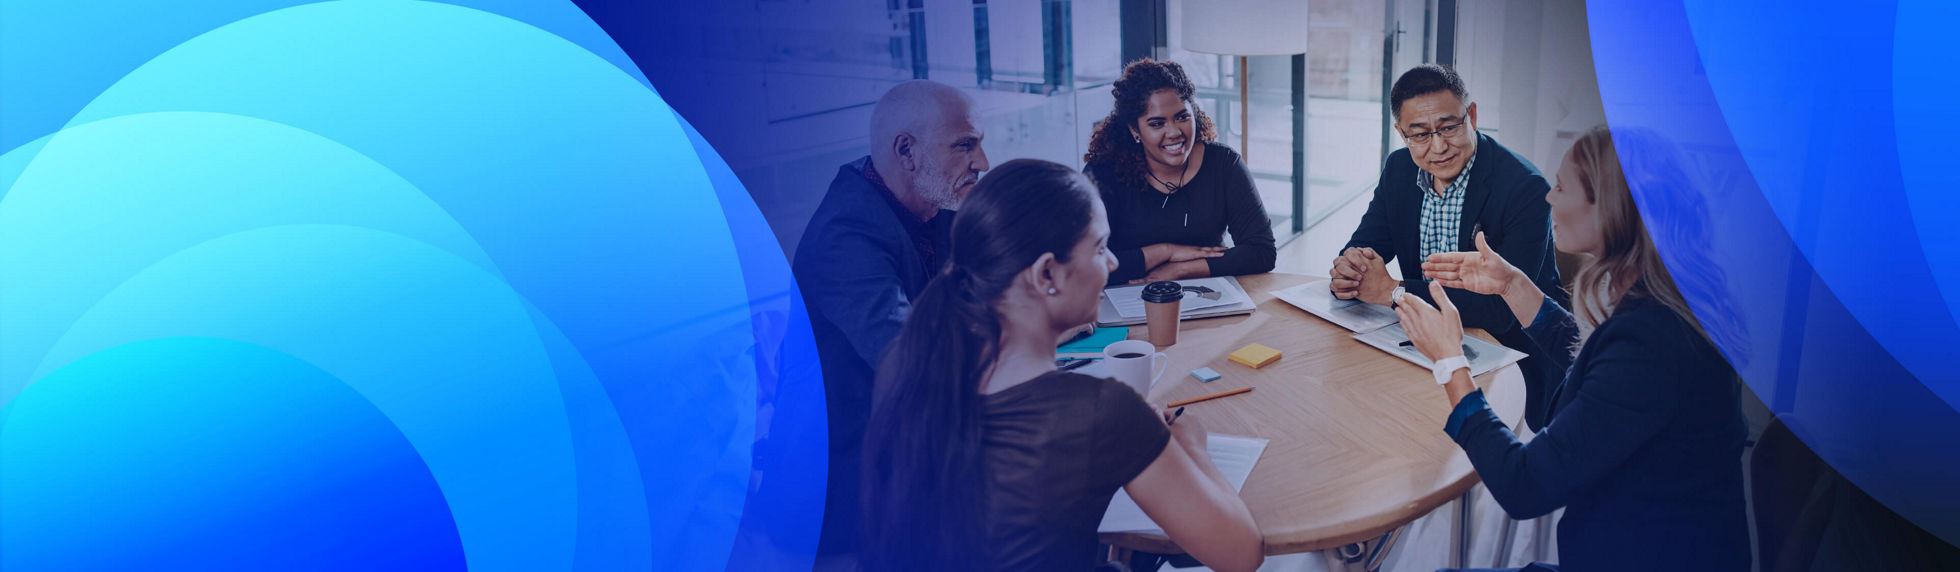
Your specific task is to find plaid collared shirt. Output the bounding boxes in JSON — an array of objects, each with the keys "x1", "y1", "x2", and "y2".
[{"x1": 1416, "y1": 153, "x2": 1476, "y2": 265}]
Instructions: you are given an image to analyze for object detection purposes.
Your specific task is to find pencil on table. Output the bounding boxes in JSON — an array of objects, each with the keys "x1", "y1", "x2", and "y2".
[{"x1": 1168, "y1": 386, "x2": 1254, "y2": 408}]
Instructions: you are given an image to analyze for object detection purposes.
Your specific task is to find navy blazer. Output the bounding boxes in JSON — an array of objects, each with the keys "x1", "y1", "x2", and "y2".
[
  {"x1": 1448, "y1": 296, "x2": 1750, "y2": 571},
  {"x1": 791, "y1": 156, "x2": 951, "y2": 550},
  {"x1": 1344, "y1": 133, "x2": 1564, "y2": 334}
]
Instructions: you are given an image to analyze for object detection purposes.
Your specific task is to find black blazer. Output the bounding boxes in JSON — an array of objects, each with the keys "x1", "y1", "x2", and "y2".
[
  {"x1": 790, "y1": 156, "x2": 952, "y2": 551},
  {"x1": 1453, "y1": 296, "x2": 1750, "y2": 571},
  {"x1": 1344, "y1": 132, "x2": 1564, "y2": 334}
]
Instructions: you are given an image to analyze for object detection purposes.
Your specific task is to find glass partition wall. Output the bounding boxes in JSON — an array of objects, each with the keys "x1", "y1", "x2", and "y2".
[{"x1": 733, "y1": 0, "x2": 1430, "y2": 259}]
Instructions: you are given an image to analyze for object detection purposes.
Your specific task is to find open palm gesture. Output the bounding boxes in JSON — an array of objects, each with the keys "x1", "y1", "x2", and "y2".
[
  {"x1": 1394, "y1": 280, "x2": 1465, "y2": 363},
  {"x1": 1421, "y1": 232, "x2": 1519, "y2": 296}
]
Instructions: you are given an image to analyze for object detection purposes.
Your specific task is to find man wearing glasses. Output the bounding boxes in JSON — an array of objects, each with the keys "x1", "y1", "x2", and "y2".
[{"x1": 1329, "y1": 64, "x2": 1565, "y2": 335}]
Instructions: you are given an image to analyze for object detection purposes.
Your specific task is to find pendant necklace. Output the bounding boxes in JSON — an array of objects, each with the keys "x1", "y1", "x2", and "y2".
[{"x1": 1146, "y1": 153, "x2": 1192, "y2": 209}]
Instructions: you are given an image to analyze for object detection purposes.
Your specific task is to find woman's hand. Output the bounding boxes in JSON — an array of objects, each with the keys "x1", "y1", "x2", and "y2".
[
  {"x1": 1129, "y1": 408, "x2": 1262, "y2": 572},
  {"x1": 1129, "y1": 259, "x2": 1210, "y2": 285},
  {"x1": 1394, "y1": 280, "x2": 1466, "y2": 363},
  {"x1": 1421, "y1": 232, "x2": 1520, "y2": 296},
  {"x1": 1166, "y1": 408, "x2": 1208, "y2": 452},
  {"x1": 1163, "y1": 244, "x2": 1227, "y2": 263},
  {"x1": 1421, "y1": 231, "x2": 1547, "y2": 327}
]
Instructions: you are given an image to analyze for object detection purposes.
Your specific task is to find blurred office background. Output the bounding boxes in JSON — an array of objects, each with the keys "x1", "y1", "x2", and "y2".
[{"x1": 635, "y1": 0, "x2": 1603, "y2": 288}]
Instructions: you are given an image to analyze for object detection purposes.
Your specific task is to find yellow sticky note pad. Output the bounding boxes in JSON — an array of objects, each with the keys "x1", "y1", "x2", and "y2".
[{"x1": 1228, "y1": 343, "x2": 1282, "y2": 369}]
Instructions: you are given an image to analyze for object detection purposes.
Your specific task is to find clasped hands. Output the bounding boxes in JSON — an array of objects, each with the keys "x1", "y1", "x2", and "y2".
[
  {"x1": 1126, "y1": 243, "x2": 1226, "y2": 285},
  {"x1": 1327, "y1": 247, "x2": 1396, "y2": 305}
]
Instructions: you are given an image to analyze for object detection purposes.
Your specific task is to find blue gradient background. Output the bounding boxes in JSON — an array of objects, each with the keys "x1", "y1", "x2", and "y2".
[
  {"x1": 0, "y1": 0, "x2": 820, "y2": 569},
  {"x1": 1588, "y1": 0, "x2": 1960, "y2": 544},
  {"x1": 7, "y1": 0, "x2": 1960, "y2": 569}
]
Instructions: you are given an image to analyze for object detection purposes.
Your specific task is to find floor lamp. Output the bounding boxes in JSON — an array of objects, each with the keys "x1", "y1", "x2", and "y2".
[{"x1": 1182, "y1": 1, "x2": 1310, "y2": 162}]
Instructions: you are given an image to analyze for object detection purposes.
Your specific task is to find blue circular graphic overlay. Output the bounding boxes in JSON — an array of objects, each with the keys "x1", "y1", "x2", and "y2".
[
  {"x1": 0, "y1": 1, "x2": 820, "y2": 569},
  {"x1": 1590, "y1": 0, "x2": 1960, "y2": 543}
]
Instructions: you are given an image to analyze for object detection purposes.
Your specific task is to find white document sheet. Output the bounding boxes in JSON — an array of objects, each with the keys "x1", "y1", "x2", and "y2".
[
  {"x1": 1098, "y1": 433, "x2": 1269, "y2": 534},
  {"x1": 1270, "y1": 279, "x2": 1401, "y2": 333},
  {"x1": 1106, "y1": 277, "x2": 1248, "y2": 319},
  {"x1": 1351, "y1": 323, "x2": 1528, "y2": 377}
]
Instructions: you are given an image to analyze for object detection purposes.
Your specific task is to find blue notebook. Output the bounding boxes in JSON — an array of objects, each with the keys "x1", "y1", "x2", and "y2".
[{"x1": 1057, "y1": 326, "x2": 1129, "y2": 357}]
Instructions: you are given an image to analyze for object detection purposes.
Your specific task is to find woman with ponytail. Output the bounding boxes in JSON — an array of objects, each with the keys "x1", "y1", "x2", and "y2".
[
  {"x1": 860, "y1": 159, "x2": 1263, "y2": 572},
  {"x1": 1399, "y1": 126, "x2": 1749, "y2": 571}
]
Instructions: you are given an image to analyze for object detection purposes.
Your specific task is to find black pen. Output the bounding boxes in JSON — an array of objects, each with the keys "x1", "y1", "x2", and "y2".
[{"x1": 1169, "y1": 406, "x2": 1185, "y2": 425}]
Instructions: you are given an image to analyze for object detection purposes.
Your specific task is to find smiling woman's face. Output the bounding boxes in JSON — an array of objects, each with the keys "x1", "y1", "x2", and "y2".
[{"x1": 1131, "y1": 88, "x2": 1196, "y2": 170}]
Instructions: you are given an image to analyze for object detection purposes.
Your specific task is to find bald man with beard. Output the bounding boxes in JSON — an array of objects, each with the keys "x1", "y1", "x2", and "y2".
[{"x1": 791, "y1": 79, "x2": 990, "y2": 555}]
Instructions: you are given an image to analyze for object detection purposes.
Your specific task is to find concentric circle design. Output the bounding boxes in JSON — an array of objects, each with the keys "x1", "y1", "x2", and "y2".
[{"x1": 0, "y1": 1, "x2": 818, "y2": 569}]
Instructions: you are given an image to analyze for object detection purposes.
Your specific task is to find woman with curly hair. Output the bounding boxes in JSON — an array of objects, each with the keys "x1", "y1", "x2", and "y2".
[{"x1": 1084, "y1": 58, "x2": 1276, "y2": 285}]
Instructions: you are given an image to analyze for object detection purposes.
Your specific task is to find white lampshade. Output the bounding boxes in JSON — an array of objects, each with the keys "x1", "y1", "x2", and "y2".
[{"x1": 1181, "y1": 0, "x2": 1311, "y2": 56}]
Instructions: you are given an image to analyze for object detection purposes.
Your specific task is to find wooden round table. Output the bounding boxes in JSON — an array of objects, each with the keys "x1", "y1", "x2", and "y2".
[{"x1": 1100, "y1": 272, "x2": 1526, "y2": 557}]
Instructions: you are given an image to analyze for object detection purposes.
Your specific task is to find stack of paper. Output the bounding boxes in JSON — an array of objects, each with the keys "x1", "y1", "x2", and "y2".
[
  {"x1": 1351, "y1": 323, "x2": 1527, "y2": 377},
  {"x1": 1274, "y1": 279, "x2": 1531, "y2": 375},
  {"x1": 1097, "y1": 276, "x2": 1257, "y2": 327},
  {"x1": 1099, "y1": 433, "x2": 1268, "y2": 534},
  {"x1": 1269, "y1": 279, "x2": 1400, "y2": 333},
  {"x1": 1107, "y1": 279, "x2": 1245, "y2": 318}
]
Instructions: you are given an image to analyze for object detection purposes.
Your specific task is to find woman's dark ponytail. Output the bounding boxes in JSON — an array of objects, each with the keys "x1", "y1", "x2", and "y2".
[{"x1": 860, "y1": 159, "x2": 1099, "y2": 571}]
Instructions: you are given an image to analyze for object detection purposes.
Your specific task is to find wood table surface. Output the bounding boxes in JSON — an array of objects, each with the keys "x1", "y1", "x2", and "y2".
[{"x1": 1099, "y1": 272, "x2": 1526, "y2": 555}]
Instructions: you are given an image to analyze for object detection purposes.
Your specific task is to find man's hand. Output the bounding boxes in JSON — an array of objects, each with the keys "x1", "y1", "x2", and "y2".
[
  {"x1": 1329, "y1": 247, "x2": 1365, "y2": 296},
  {"x1": 1331, "y1": 248, "x2": 1396, "y2": 305}
]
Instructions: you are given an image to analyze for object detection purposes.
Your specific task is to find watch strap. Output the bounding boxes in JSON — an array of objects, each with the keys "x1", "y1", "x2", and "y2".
[{"x1": 1431, "y1": 355, "x2": 1470, "y2": 385}]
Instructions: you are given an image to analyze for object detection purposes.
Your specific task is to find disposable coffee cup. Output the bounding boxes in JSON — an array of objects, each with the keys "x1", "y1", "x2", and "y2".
[
  {"x1": 1103, "y1": 339, "x2": 1168, "y2": 398},
  {"x1": 1142, "y1": 281, "x2": 1185, "y2": 347}
]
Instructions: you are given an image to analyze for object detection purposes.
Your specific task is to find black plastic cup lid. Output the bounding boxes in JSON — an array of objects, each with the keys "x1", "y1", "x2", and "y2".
[{"x1": 1142, "y1": 281, "x2": 1184, "y2": 303}]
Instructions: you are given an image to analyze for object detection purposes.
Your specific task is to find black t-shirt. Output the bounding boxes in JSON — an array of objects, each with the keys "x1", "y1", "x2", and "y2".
[{"x1": 982, "y1": 371, "x2": 1172, "y2": 571}]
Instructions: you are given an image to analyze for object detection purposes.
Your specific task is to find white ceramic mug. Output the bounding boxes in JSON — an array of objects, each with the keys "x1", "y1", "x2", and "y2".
[{"x1": 1103, "y1": 339, "x2": 1168, "y2": 398}]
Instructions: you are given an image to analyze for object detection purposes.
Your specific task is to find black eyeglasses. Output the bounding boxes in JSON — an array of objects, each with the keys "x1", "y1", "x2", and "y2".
[{"x1": 1402, "y1": 120, "x2": 1468, "y2": 146}]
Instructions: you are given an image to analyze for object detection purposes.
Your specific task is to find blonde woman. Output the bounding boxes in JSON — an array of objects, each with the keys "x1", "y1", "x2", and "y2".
[{"x1": 1398, "y1": 127, "x2": 1748, "y2": 571}]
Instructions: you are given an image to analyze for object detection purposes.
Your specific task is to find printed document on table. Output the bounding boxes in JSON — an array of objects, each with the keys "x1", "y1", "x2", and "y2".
[
  {"x1": 1105, "y1": 276, "x2": 1247, "y2": 319},
  {"x1": 1099, "y1": 433, "x2": 1268, "y2": 534},
  {"x1": 1351, "y1": 323, "x2": 1527, "y2": 377},
  {"x1": 1270, "y1": 279, "x2": 1400, "y2": 333}
]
